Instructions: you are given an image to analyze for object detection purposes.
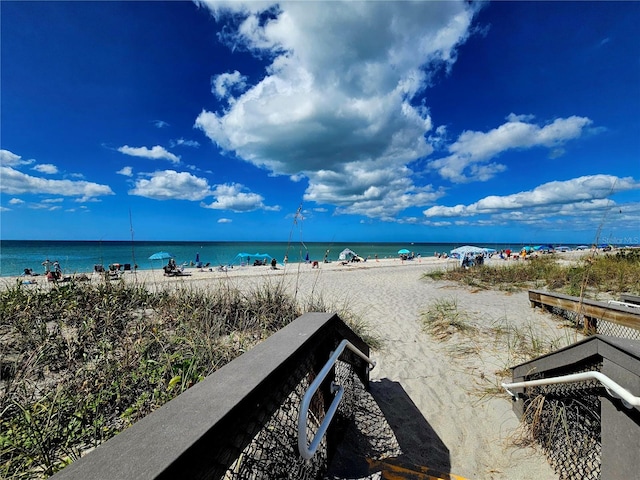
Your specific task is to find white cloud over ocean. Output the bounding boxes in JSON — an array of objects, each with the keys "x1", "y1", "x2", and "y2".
[
  {"x1": 423, "y1": 174, "x2": 640, "y2": 218},
  {"x1": 194, "y1": 0, "x2": 480, "y2": 218}
]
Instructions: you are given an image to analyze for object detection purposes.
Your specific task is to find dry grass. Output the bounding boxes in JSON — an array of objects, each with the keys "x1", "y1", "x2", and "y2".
[
  {"x1": 0, "y1": 278, "x2": 375, "y2": 479},
  {"x1": 423, "y1": 249, "x2": 640, "y2": 297},
  {"x1": 420, "y1": 297, "x2": 477, "y2": 341}
]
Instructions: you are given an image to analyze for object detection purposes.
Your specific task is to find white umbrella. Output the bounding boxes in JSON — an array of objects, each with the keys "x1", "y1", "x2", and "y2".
[
  {"x1": 338, "y1": 248, "x2": 357, "y2": 260},
  {"x1": 450, "y1": 245, "x2": 486, "y2": 257}
]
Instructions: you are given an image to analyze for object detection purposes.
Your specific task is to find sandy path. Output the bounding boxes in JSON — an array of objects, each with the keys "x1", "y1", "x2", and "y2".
[{"x1": 196, "y1": 259, "x2": 567, "y2": 479}]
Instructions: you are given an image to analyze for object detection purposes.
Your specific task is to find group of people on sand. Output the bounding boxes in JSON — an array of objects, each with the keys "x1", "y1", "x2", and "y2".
[{"x1": 163, "y1": 258, "x2": 190, "y2": 277}]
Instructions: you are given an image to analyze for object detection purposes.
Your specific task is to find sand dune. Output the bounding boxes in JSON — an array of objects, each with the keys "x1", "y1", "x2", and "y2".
[{"x1": 6, "y1": 256, "x2": 577, "y2": 478}]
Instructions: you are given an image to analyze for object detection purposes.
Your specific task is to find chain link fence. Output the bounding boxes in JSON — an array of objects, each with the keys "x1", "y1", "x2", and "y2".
[
  {"x1": 595, "y1": 318, "x2": 640, "y2": 340},
  {"x1": 210, "y1": 349, "x2": 391, "y2": 480},
  {"x1": 546, "y1": 305, "x2": 640, "y2": 340},
  {"x1": 521, "y1": 362, "x2": 603, "y2": 480}
]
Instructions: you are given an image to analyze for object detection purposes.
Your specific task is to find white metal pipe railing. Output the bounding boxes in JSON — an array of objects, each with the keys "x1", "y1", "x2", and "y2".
[
  {"x1": 607, "y1": 299, "x2": 640, "y2": 309},
  {"x1": 297, "y1": 339, "x2": 376, "y2": 460},
  {"x1": 502, "y1": 371, "x2": 640, "y2": 409}
]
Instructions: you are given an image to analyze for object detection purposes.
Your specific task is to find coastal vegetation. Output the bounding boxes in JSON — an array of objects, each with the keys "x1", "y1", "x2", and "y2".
[
  {"x1": 423, "y1": 250, "x2": 640, "y2": 297},
  {"x1": 0, "y1": 279, "x2": 372, "y2": 479}
]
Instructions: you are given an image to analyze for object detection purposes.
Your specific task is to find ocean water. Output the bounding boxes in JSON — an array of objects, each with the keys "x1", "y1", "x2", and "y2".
[{"x1": 0, "y1": 240, "x2": 556, "y2": 277}]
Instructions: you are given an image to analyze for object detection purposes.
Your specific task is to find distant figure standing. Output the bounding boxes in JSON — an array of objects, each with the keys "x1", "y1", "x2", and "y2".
[{"x1": 283, "y1": 254, "x2": 288, "y2": 264}]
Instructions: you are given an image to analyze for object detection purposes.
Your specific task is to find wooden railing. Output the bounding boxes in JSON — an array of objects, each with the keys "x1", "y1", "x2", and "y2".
[
  {"x1": 528, "y1": 289, "x2": 640, "y2": 332},
  {"x1": 50, "y1": 312, "x2": 371, "y2": 480}
]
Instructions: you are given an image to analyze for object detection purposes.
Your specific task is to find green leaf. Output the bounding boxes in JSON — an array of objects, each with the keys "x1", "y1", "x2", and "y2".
[{"x1": 167, "y1": 375, "x2": 181, "y2": 391}]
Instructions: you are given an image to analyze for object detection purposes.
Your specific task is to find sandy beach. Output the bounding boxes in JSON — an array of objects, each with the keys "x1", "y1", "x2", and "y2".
[{"x1": 5, "y1": 254, "x2": 589, "y2": 479}]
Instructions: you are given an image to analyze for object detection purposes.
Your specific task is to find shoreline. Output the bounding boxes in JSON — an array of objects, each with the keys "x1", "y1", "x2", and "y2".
[{"x1": 2, "y1": 249, "x2": 598, "y2": 288}]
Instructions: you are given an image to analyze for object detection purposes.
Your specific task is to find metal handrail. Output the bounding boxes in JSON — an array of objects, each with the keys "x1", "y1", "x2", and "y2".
[
  {"x1": 502, "y1": 371, "x2": 640, "y2": 409},
  {"x1": 297, "y1": 339, "x2": 376, "y2": 460}
]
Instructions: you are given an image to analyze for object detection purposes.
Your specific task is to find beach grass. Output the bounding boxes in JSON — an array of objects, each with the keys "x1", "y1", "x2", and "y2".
[
  {"x1": 420, "y1": 297, "x2": 477, "y2": 340},
  {"x1": 0, "y1": 278, "x2": 371, "y2": 479},
  {"x1": 423, "y1": 249, "x2": 640, "y2": 296}
]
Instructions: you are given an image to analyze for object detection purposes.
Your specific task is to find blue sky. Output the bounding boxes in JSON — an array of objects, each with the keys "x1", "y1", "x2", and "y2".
[{"x1": 1, "y1": 1, "x2": 639, "y2": 244}]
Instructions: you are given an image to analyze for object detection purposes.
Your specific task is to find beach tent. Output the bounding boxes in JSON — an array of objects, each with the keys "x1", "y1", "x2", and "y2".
[
  {"x1": 338, "y1": 248, "x2": 358, "y2": 261},
  {"x1": 231, "y1": 252, "x2": 272, "y2": 265}
]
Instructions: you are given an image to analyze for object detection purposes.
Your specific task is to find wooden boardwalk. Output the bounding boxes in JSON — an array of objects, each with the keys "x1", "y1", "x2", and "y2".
[{"x1": 528, "y1": 289, "x2": 640, "y2": 332}]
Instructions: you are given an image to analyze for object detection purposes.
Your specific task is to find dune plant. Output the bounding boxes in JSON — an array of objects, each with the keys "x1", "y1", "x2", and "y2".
[
  {"x1": 421, "y1": 297, "x2": 476, "y2": 341},
  {"x1": 422, "y1": 250, "x2": 640, "y2": 297},
  {"x1": 3, "y1": 276, "x2": 358, "y2": 479}
]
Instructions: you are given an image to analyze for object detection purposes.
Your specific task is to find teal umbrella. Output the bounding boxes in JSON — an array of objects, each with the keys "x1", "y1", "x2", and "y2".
[
  {"x1": 149, "y1": 251, "x2": 173, "y2": 260},
  {"x1": 398, "y1": 249, "x2": 411, "y2": 254}
]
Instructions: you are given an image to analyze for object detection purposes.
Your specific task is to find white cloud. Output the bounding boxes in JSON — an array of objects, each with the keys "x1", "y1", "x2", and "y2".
[
  {"x1": 118, "y1": 145, "x2": 180, "y2": 164},
  {"x1": 32, "y1": 163, "x2": 58, "y2": 174},
  {"x1": 0, "y1": 166, "x2": 114, "y2": 199},
  {"x1": 0, "y1": 149, "x2": 33, "y2": 167},
  {"x1": 129, "y1": 170, "x2": 212, "y2": 200},
  {"x1": 117, "y1": 166, "x2": 134, "y2": 177},
  {"x1": 429, "y1": 114, "x2": 593, "y2": 183},
  {"x1": 217, "y1": 218, "x2": 232, "y2": 223},
  {"x1": 202, "y1": 183, "x2": 277, "y2": 212},
  {"x1": 304, "y1": 164, "x2": 445, "y2": 219},
  {"x1": 153, "y1": 120, "x2": 170, "y2": 128},
  {"x1": 194, "y1": 1, "x2": 480, "y2": 218},
  {"x1": 9, "y1": 198, "x2": 24, "y2": 205},
  {"x1": 423, "y1": 174, "x2": 640, "y2": 217},
  {"x1": 212, "y1": 70, "x2": 248, "y2": 100},
  {"x1": 169, "y1": 138, "x2": 200, "y2": 148}
]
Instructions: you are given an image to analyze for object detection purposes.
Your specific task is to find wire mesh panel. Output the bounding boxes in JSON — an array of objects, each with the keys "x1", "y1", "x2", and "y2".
[
  {"x1": 521, "y1": 364, "x2": 603, "y2": 480},
  {"x1": 544, "y1": 304, "x2": 640, "y2": 340},
  {"x1": 216, "y1": 350, "x2": 373, "y2": 479},
  {"x1": 596, "y1": 319, "x2": 640, "y2": 340}
]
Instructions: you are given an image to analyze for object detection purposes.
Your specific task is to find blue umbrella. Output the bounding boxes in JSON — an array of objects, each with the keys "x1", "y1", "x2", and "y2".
[
  {"x1": 149, "y1": 251, "x2": 173, "y2": 261},
  {"x1": 398, "y1": 249, "x2": 411, "y2": 254}
]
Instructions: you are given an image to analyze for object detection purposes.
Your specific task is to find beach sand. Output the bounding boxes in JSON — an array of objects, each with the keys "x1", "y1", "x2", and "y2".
[{"x1": 6, "y1": 255, "x2": 585, "y2": 479}]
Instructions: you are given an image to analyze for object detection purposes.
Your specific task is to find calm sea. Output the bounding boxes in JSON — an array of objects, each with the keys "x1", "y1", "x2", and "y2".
[{"x1": 0, "y1": 240, "x2": 546, "y2": 277}]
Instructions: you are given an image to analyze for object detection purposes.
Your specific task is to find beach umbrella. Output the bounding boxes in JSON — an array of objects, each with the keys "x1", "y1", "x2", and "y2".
[
  {"x1": 338, "y1": 248, "x2": 357, "y2": 260},
  {"x1": 450, "y1": 245, "x2": 485, "y2": 257},
  {"x1": 398, "y1": 249, "x2": 411, "y2": 254},
  {"x1": 149, "y1": 251, "x2": 173, "y2": 261}
]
